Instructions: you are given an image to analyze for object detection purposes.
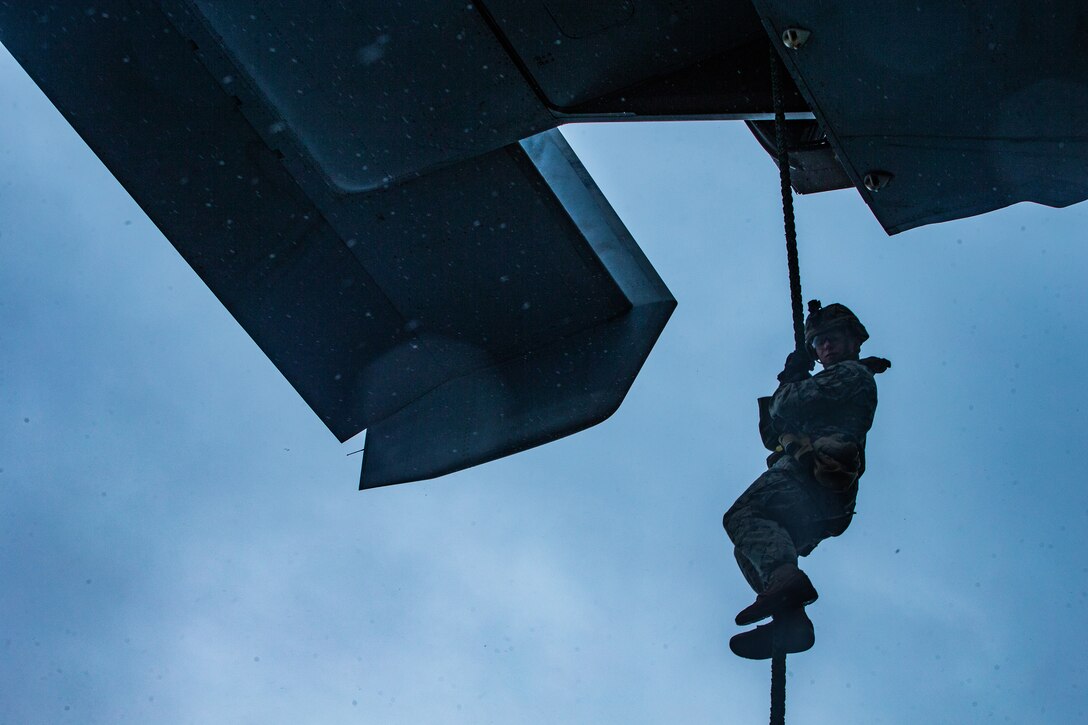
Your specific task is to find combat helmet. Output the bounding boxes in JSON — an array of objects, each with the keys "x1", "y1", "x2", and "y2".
[{"x1": 804, "y1": 300, "x2": 868, "y2": 353}]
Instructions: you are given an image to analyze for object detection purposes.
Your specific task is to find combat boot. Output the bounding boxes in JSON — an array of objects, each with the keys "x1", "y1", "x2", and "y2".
[
  {"x1": 729, "y1": 607, "x2": 815, "y2": 660},
  {"x1": 735, "y1": 563, "x2": 818, "y2": 626}
]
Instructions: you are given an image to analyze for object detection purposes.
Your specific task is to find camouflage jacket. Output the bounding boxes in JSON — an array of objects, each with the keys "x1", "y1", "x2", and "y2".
[{"x1": 768, "y1": 360, "x2": 878, "y2": 473}]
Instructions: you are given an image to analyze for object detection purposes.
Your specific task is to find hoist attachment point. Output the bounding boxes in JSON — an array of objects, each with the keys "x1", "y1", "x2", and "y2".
[
  {"x1": 864, "y1": 171, "x2": 894, "y2": 192},
  {"x1": 781, "y1": 28, "x2": 811, "y2": 50}
]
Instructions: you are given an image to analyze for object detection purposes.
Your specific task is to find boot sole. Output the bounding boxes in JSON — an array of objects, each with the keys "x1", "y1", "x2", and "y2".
[{"x1": 729, "y1": 612, "x2": 815, "y2": 660}]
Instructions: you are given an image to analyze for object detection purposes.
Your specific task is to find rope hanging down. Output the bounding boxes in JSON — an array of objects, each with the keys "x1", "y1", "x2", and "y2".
[
  {"x1": 767, "y1": 41, "x2": 803, "y2": 725},
  {"x1": 769, "y1": 44, "x2": 807, "y2": 354},
  {"x1": 770, "y1": 634, "x2": 787, "y2": 724}
]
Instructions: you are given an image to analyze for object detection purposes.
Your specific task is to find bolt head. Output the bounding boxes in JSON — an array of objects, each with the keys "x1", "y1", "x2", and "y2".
[
  {"x1": 864, "y1": 171, "x2": 894, "y2": 192},
  {"x1": 781, "y1": 27, "x2": 811, "y2": 49}
]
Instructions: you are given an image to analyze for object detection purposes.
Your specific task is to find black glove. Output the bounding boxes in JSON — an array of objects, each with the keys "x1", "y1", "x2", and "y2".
[
  {"x1": 859, "y1": 356, "x2": 892, "y2": 374},
  {"x1": 777, "y1": 350, "x2": 814, "y2": 384}
]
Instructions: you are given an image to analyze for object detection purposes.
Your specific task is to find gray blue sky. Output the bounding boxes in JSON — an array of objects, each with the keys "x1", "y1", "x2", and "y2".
[{"x1": 2, "y1": 40, "x2": 1087, "y2": 724}]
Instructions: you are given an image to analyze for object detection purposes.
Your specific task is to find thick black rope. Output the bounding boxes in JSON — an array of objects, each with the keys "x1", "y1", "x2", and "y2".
[
  {"x1": 769, "y1": 44, "x2": 807, "y2": 354},
  {"x1": 768, "y1": 41, "x2": 803, "y2": 725},
  {"x1": 770, "y1": 641, "x2": 787, "y2": 725}
]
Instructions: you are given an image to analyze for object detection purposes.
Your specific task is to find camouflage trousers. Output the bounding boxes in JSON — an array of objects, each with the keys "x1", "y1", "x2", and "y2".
[{"x1": 723, "y1": 456, "x2": 855, "y2": 593}]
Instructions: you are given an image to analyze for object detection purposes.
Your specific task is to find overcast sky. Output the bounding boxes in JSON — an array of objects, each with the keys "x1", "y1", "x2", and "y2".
[{"x1": 2, "y1": 39, "x2": 1087, "y2": 724}]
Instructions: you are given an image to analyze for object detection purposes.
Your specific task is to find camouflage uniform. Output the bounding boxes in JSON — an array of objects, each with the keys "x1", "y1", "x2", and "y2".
[{"x1": 723, "y1": 359, "x2": 878, "y2": 593}]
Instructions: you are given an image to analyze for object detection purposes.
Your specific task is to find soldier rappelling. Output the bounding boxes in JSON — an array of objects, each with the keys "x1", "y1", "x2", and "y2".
[{"x1": 724, "y1": 301, "x2": 890, "y2": 659}]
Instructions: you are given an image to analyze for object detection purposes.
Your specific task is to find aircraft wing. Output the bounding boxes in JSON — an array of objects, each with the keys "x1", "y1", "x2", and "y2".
[
  {"x1": 0, "y1": 2, "x2": 676, "y2": 487},
  {"x1": 3, "y1": 1, "x2": 1083, "y2": 485}
]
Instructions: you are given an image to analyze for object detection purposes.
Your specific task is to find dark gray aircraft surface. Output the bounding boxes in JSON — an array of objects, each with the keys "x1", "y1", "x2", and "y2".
[{"x1": 1, "y1": 2, "x2": 1083, "y2": 487}]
